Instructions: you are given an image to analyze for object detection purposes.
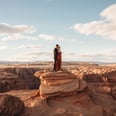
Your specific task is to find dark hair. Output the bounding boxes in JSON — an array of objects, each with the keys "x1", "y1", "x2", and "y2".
[{"x1": 56, "y1": 44, "x2": 59, "y2": 47}]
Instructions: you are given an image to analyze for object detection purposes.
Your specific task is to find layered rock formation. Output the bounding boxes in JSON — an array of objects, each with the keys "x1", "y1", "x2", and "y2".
[
  {"x1": 0, "y1": 71, "x2": 28, "y2": 92},
  {"x1": 24, "y1": 70, "x2": 115, "y2": 116},
  {"x1": 0, "y1": 62, "x2": 116, "y2": 116},
  {"x1": 67, "y1": 65, "x2": 116, "y2": 83},
  {"x1": 34, "y1": 71, "x2": 87, "y2": 99},
  {"x1": 0, "y1": 67, "x2": 40, "y2": 89}
]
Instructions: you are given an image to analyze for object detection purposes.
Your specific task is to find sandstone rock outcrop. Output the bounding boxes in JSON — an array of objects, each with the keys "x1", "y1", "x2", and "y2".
[
  {"x1": 25, "y1": 69, "x2": 115, "y2": 116},
  {"x1": 34, "y1": 71, "x2": 87, "y2": 98},
  {"x1": 0, "y1": 94, "x2": 24, "y2": 116}
]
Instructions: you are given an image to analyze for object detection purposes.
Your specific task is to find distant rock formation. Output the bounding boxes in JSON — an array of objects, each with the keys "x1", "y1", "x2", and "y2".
[
  {"x1": 0, "y1": 94, "x2": 24, "y2": 116},
  {"x1": 67, "y1": 65, "x2": 116, "y2": 83},
  {"x1": 0, "y1": 71, "x2": 28, "y2": 92},
  {"x1": 0, "y1": 67, "x2": 40, "y2": 89}
]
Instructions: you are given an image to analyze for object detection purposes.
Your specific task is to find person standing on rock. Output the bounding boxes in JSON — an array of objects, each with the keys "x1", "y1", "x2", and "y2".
[
  {"x1": 55, "y1": 45, "x2": 62, "y2": 71},
  {"x1": 53, "y1": 44, "x2": 62, "y2": 71},
  {"x1": 53, "y1": 44, "x2": 59, "y2": 71}
]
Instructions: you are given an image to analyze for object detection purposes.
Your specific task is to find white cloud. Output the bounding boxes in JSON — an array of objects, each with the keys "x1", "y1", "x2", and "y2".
[
  {"x1": 63, "y1": 47, "x2": 116, "y2": 62},
  {"x1": 0, "y1": 45, "x2": 8, "y2": 50},
  {"x1": 38, "y1": 34, "x2": 55, "y2": 40},
  {"x1": 1, "y1": 49, "x2": 116, "y2": 62},
  {"x1": 25, "y1": 49, "x2": 116, "y2": 62},
  {"x1": 17, "y1": 45, "x2": 42, "y2": 49},
  {"x1": 0, "y1": 23, "x2": 36, "y2": 33},
  {"x1": 38, "y1": 34, "x2": 64, "y2": 41},
  {"x1": 0, "y1": 23, "x2": 36, "y2": 41},
  {"x1": 30, "y1": 51, "x2": 52, "y2": 56},
  {"x1": 71, "y1": 4, "x2": 116, "y2": 40},
  {"x1": 0, "y1": 33, "x2": 36, "y2": 41},
  {"x1": 9, "y1": 51, "x2": 53, "y2": 62},
  {"x1": 100, "y1": 4, "x2": 116, "y2": 22}
]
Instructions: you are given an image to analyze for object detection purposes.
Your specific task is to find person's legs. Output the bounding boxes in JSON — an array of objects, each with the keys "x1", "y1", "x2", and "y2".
[
  {"x1": 54, "y1": 59, "x2": 57, "y2": 71},
  {"x1": 59, "y1": 60, "x2": 61, "y2": 70},
  {"x1": 57, "y1": 54, "x2": 61, "y2": 71},
  {"x1": 56, "y1": 59, "x2": 61, "y2": 71}
]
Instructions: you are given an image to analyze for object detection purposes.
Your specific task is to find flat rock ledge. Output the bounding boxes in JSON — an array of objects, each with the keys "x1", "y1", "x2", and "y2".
[{"x1": 34, "y1": 71, "x2": 87, "y2": 98}]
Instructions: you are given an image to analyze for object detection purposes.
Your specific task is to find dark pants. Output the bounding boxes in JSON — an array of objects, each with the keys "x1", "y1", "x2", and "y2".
[{"x1": 54, "y1": 58, "x2": 57, "y2": 71}]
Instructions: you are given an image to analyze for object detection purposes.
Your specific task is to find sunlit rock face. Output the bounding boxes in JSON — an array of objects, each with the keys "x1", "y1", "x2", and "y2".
[
  {"x1": 31, "y1": 70, "x2": 116, "y2": 116},
  {"x1": 34, "y1": 71, "x2": 87, "y2": 98},
  {"x1": 67, "y1": 65, "x2": 116, "y2": 83}
]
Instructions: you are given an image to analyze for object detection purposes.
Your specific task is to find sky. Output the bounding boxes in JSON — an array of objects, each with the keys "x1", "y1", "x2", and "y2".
[{"x1": 0, "y1": 0, "x2": 116, "y2": 62}]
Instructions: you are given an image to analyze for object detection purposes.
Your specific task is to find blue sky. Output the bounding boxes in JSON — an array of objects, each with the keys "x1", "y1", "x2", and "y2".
[{"x1": 0, "y1": 0, "x2": 116, "y2": 62}]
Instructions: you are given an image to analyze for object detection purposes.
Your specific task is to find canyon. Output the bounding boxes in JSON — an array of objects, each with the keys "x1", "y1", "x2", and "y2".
[{"x1": 0, "y1": 62, "x2": 116, "y2": 116}]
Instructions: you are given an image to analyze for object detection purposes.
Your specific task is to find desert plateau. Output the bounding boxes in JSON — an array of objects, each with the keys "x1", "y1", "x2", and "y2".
[{"x1": 0, "y1": 62, "x2": 116, "y2": 116}]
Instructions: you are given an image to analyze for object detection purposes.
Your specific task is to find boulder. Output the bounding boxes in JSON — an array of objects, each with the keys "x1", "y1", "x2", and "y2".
[{"x1": 0, "y1": 94, "x2": 24, "y2": 116}]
